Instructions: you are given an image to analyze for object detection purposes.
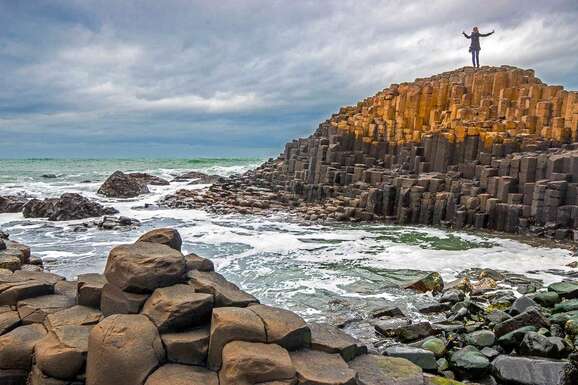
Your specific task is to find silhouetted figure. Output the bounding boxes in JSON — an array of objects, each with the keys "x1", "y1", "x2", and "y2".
[{"x1": 462, "y1": 26, "x2": 494, "y2": 68}]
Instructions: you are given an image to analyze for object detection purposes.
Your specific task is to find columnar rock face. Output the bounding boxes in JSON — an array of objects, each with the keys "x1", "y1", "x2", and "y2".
[{"x1": 165, "y1": 66, "x2": 578, "y2": 239}]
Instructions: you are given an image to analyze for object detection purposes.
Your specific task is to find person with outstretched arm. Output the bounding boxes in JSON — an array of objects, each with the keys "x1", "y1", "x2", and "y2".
[{"x1": 462, "y1": 26, "x2": 494, "y2": 68}]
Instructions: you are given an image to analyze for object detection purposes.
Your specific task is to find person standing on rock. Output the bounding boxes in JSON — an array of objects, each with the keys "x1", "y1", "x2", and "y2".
[{"x1": 462, "y1": 26, "x2": 494, "y2": 68}]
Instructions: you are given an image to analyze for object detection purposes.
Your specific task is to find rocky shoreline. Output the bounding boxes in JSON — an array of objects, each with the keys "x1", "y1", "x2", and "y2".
[{"x1": 1, "y1": 228, "x2": 578, "y2": 384}]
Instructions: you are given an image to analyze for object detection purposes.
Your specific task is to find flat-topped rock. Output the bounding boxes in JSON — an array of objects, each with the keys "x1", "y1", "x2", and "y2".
[
  {"x1": 308, "y1": 322, "x2": 366, "y2": 361},
  {"x1": 0, "y1": 323, "x2": 47, "y2": 370},
  {"x1": 249, "y1": 304, "x2": 310, "y2": 351},
  {"x1": 290, "y1": 349, "x2": 357, "y2": 385},
  {"x1": 492, "y1": 355, "x2": 570, "y2": 385},
  {"x1": 44, "y1": 305, "x2": 102, "y2": 330},
  {"x1": 77, "y1": 273, "x2": 107, "y2": 308},
  {"x1": 161, "y1": 326, "x2": 210, "y2": 365},
  {"x1": 145, "y1": 364, "x2": 218, "y2": 385},
  {"x1": 349, "y1": 354, "x2": 424, "y2": 385},
  {"x1": 100, "y1": 283, "x2": 149, "y2": 316},
  {"x1": 104, "y1": 242, "x2": 186, "y2": 293},
  {"x1": 17, "y1": 294, "x2": 75, "y2": 324},
  {"x1": 0, "y1": 279, "x2": 54, "y2": 306},
  {"x1": 188, "y1": 270, "x2": 258, "y2": 307},
  {"x1": 384, "y1": 345, "x2": 437, "y2": 371}
]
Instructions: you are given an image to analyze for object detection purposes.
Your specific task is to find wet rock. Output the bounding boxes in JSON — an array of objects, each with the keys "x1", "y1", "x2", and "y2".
[
  {"x1": 127, "y1": 173, "x2": 169, "y2": 186},
  {"x1": 184, "y1": 253, "x2": 215, "y2": 272},
  {"x1": 534, "y1": 291, "x2": 561, "y2": 307},
  {"x1": 161, "y1": 326, "x2": 209, "y2": 365},
  {"x1": 0, "y1": 195, "x2": 29, "y2": 213},
  {"x1": 44, "y1": 305, "x2": 102, "y2": 330},
  {"x1": 370, "y1": 306, "x2": 404, "y2": 319},
  {"x1": 519, "y1": 331, "x2": 567, "y2": 358},
  {"x1": 421, "y1": 337, "x2": 446, "y2": 357},
  {"x1": 188, "y1": 270, "x2": 258, "y2": 307},
  {"x1": 384, "y1": 345, "x2": 437, "y2": 370},
  {"x1": 173, "y1": 171, "x2": 222, "y2": 184},
  {"x1": 480, "y1": 347, "x2": 500, "y2": 360},
  {"x1": 22, "y1": 193, "x2": 118, "y2": 221},
  {"x1": 207, "y1": 307, "x2": 266, "y2": 370},
  {"x1": 444, "y1": 277, "x2": 473, "y2": 294},
  {"x1": 379, "y1": 321, "x2": 437, "y2": 343},
  {"x1": 405, "y1": 272, "x2": 444, "y2": 294},
  {"x1": 510, "y1": 296, "x2": 539, "y2": 315},
  {"x1": 0, "y1": 323, "x2": 47, "y2": 370},
  {"x1": 97, "y1": 216, "x2": 140, "y2": 230},
  {"x1": 145, "y1": 364, "x2": 218, "y2": 385},
  {"x1": 100, "y1": 283, "x2": 149, "y2": 316},
  {"x1": 137, "y1": 228, "x2": 183, "y2": 252},
  {"x1": 17, "y1": 294, "x2": 75, "y2": 324},
  {"x1": 464, "y1": 330, "x2": 496, "y2": 348},
  {"x1": 35, "y1": 325, "x2": 91, "y2": 380},
  {"x1": 97, "y1": 171, "x2": 150, "y2": 198},
  {"x1": 450, "y1": 346, "x2": 490, "y2": 377},
  {"x1": 349, "y1": 354, "x2": 423, "y2": 385},
  {"x1": 308, "y1": 322, "x2": 365, "y2": 361},
  {"x1": 485, "y1": 309, "x2": 511, "y2": 325},
  {"x1": 104, "y1": 242, "x2": 186, "y2": 293},
  {"x1": 249, "y1": 304, "x2": 310, "y2": 351},
  {"x1": 553, "y1": 298, "x2": 578, "y2": 313},
  {"x1": 77, "y1": 273, "x2": 107, "y2": 309},
  {"x1": 86, "y1": 314, "x2": 165, "y2": 385},
  {"x1": 548, "y1": 281, "x2": 578, "y2": 299},
  {"x1": 491, "y1": 355, "x2": 570, "y2": 385},
  {"x1": 418, "y1": 302, "x2": 451, "y2": 314},
  {"x1": 494, "y1": 308, "x2": 550, "y2": 337},
  {"x1": 219, "y1": 341, "x2": 295, "y2": 385},
  {"x1": 290, "y1": 349, "x2": 356, "y2": 385},
  {"x1": 141, "y1": 284, "x2": 213, "y2": 332},
  {"x1": 496, "y1": 325, "x2": 537, "y2": 350}
]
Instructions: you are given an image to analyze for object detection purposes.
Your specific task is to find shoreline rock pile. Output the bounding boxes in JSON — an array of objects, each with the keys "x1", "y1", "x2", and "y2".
[{"x1": 162, "y1": 66, "x2": 578, "y2": 241}]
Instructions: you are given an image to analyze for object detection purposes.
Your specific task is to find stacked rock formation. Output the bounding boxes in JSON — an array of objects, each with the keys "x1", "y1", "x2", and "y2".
[
  {"x1": 164, "y1": 66, "x2": 578, "y2": 240},
  {"x1": 2, "y1": 228, "x2": 450, "y2": 385}
]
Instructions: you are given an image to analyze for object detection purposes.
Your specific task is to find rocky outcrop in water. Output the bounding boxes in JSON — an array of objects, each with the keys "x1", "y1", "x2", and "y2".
[
  {"x1": 97, "y1": 171, "x2": 150, "y2": 198},
  {"x1": 0, "y1": 195, "x2": 29, "y2": 214},
  {"x1": 22, "y1": 193, "x2": 118, "y2": 221},
  {"x1": 127, "y1": 172, "x2": 170, "y2": 186},
  {"x1": 163, "y1": 66, "x2": 578, "y2": 240}
]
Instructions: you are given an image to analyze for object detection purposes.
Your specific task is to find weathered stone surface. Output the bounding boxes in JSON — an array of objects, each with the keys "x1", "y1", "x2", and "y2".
[
  {"x1": 185, "y1": 253, "x2": 215, "y2": 272},
  {"x1": 0, "y1": 195, "x2": 29, "y2": 213},
  {"x1": 404, "y1": 272, "x2": 444, "y2": 294},
  {"x1": 161, "y1": 326, "x2": 209, "y2": 365},
  {"x1": 77, "y1": 273, "x2": 107, "y2": 309},
  {"x1": 86, "y1": 314, "x2": 165, "y2": 385},
  {"x1": 127, "y1": 173, "x2": 170, "y2": 186},
  {"x1": 384, "y1": 345, "x2": 437, "y2": 371},
  {"x1": 494, "y1": 308, "x2": 550, "y2": 337},
  {"x1": 144, "y1": 364, "x2": 218, "y2": 385},
  {"x1": 349, "y1": 354, "x2": 423, "y2": 385},
  {"x1": 308, "y1": 322, "x2": 366, "y2": 361},
  {"x1": 0, "y1": 310, "x2": 20, "y2": 335},
  {"x1": 137, "y1": 228, "x2": 182, "y2": 252},
  {"x1": 290, "y1": 349, "x2": 357, "y2": 385},
  {"x1": 22, "y1": 193, "x2": 118, "y2": 221},
  {"x1": 510, "y1": 296, "x2": 539, "y2": 315},
  {"x1": 100, "y1": 283, "x2": 149, "y2": 316},
  {"x1": 28, "y1": 365, "x2": 84, "y2": 385},
  {"x1": 44, "y1": 305, "x2": 102, "y2": 330},
  {"x1": 464, "y1": 330, "x2": 496, "y2": 348},
  {"x1": 491, "y1": 355, "x2": 570, "y2": 385},
  {"x1": 141, "y1": 284, "x2": 213, "y2": 332},
  {"x1": 35, "y1": 325, "x2": 91, "y2": 380},
  {"x1": 0, "y1": 324, "x2": 47, "y2": 369},
  {"x1": 249, "y1": 304, "x2": 310, "y2": 350},
  {"x1": 188, "y1": 270, "x2": 258, "y2": 307},
  {"x1": 548, "y1": 281, "x2": 578, "y2": 299},
  {"x1": 0, "y1": 279, "x2": 54, "y2": 306},
  {"x1": 97, "y1": 171, "x2": 150, "y2": 198},
  {"x1": 219, "y1": 341, "x2": 295, "y2": 385},
  {"x1": 450, "y1": 346, "x2": 490, "y2": 377},
  {"x1": 534, "y1": 291, "x2": 561, "y2": 307},
  {"x1": 17, "y1": 295, "x2": 75, "y2": 324},
  {"x1": 207, "y1": 307, "x2": 266, "y2": 370},
  {"x1": 377, "y1": 321, "x2": 436, "y2": 342},
  {"x1": 104, "y1": 242, "x2": 186, "y2": 293}
]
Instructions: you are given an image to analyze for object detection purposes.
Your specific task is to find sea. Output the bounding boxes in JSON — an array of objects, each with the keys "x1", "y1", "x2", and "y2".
[{"x1": 0, "y1": 158, "x2": 575, "y2": 342}]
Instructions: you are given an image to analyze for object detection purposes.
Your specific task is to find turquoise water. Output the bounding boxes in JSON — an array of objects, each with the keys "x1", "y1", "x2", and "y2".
[{"x1": 0, "y1": 158, "x2": 574, "y2": 345}]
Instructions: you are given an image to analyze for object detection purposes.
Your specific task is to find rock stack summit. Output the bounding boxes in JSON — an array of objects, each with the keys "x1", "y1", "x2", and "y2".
[{"x1": 166, "y1": 65, "x2": 578, "y2": 239}]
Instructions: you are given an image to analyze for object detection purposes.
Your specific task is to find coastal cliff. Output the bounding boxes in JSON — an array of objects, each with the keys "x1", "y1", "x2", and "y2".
[{"x1": 165, "y1": 65, "x2": 578, "y2": 239}]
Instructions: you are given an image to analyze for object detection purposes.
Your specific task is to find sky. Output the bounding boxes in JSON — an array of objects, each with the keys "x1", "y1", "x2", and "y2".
[{"x1": 1, "y1": 0, "x2": 577, "y2": 159}]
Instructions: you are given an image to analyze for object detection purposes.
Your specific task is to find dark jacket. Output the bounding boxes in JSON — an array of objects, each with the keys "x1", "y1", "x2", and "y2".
[{"x1": 463, "y1": 30, "x2": 493, "y2": 50}]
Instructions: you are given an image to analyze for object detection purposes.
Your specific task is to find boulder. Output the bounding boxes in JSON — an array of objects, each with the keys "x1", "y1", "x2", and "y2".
[
  {"x1": 450, "y1": 346, "x2": 490, "y2": 377},
  {"x1": 104, "y1": 242, "x2": 186, "y2": 293},
  {"x1": 534, "y1": 291, "x2": 561, "y2": 307},
  {"x1": 185, "y1": 253, "x2": 215, "y2": 272},
  {"x1": 308, "y1": 322, "x2": 365, "y2": 361},
  {"x1": 35, "y1": 325, "x2": 91, "y2": 380},
  {"x1": 548, "y1": 281, "x2": 578, "y2": 299},
  {"x1": 0, "y1": 256, "x2": 20, "y2": 271},
  {"x1": 22, "y1": 193, "x2": 118, "y2": 221},
  {"x1": 553, "y1": 298, "x2": 578, "y2": 313},
  {"x1": 496, "y1": 325, "x2": 537, "y2": 350},
  {"x1": 127, "y1": 173, "x2": 170, "y2": 186},
  {"x1": 491, "y1": 355, "x2": 570, "y2": 385},
  {"x1": 421, "y1": 337, "x2": 446, "y2": 357},
  {"x1": 0, "y1": 324, "x2": 47, "y2": 369},
  {"x1": 100, "y1": 283, "x2": 149, "y2": 316},
  {"x1": 144, "y1": 364, "x2": 218, "y2": 385},
  {"x1": 0, "y1": 279, "x2": 54, "y2": 306},
  {"x1": 86, "y1": 314, "x2": 165, "y2": 385},
  {"x1": 207, "y1": 307, "x2": 266, "y2": 370},
  {"x1": 510, "y1": 296, "x2": 539, "y2": 315},
  {"x1": 141, "y1": 284, "x2": 213, "y2": 332},
  {"x1": 377, "y1": 321, "x2": 437, "y2": 342},
  {"x1": 161, "y1": 326, "x2": 209, "y2": 365},
  {"x1": 404, "y1": 272, "x2": 444, "y2": 294},
  {"x1": 0, "y1": 310, "x2": 20, "y2": 335},
  {"x1": 290, "y1": 349, "x2": 357, "y2": 385},
  {"x1": 77, "y1": 273, "x2": 107, "y2": 309},
  {"x1": 494, "y1": 308, "x2": 550, "y2": 337},
  {"x1": 188, "y1": 270, "x2": 258, "y2": 307},
  {"x1": 44, "y1": 305, "x2": 102, "y2": 330},
  {"x1": 370, "y1": 306, "x2": 405, "y2": 318},
  {"x1": 384, "y1": 345, "x2": 437, "y2": 370},
  {"x1": 219, "y1": 341, "x2": 295, "y2": 385},
  {"x1": 27, "y1": 364, "x2": 84, "y2": 385},
  {"x1": 464, "y1": 330, "x2": 496, "y2": 348},
  {"x1": 137, "y1": 228, "x2": 182, "y2": 252},
  {"x1": 17, "y1": 294, "x2": 75, "y2": 324},
  {"x1": 0, "y1": 368, "x2": 28, "y2": 385},
  {"x1": 249, "y1": 304, "x2": 310, "y2": 350},
  {"x1": 1, "y1": 241, "x2": 31, "y2": 264},
  {"x1": 97, "y1": 171, "x2": 150, "y2": 198},
  {"x1": 0, "y1": 195, "x2": 29, "y2": 213},
  {"x1": 349, "y1": 354, "x2": 423, "y2": 385},
  {"x1": 518, "y1": 331, "x2": 565, "y2": 358}
]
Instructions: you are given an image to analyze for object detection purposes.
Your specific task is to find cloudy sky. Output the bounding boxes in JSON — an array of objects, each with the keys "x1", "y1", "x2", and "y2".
[{"x1": 1, "y1": 0, "x2": 577, "y2": 158}]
